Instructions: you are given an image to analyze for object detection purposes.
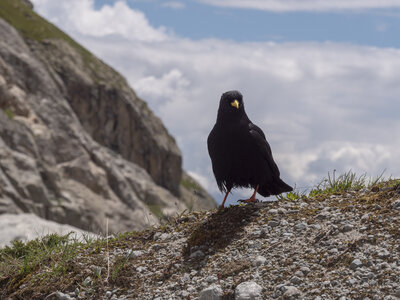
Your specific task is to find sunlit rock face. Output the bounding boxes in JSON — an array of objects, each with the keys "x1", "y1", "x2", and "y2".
[{"x1": 0, "y1": 3, "x2": 215, "y2": 238}]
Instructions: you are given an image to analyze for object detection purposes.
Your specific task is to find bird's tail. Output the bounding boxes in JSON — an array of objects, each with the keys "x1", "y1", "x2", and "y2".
[{"x1": 258, "y1": 178, "x2": 293, "y2": 197}]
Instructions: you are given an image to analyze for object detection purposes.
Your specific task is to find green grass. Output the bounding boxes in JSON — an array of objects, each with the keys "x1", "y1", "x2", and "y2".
[
  {"x1": 181, "y1": 177, "x2": 201, "y2": 191},
  {"x1": 0, "y1": 233, "x2": 88, "y2": 294},
  {"x1": 278, "y1": 170, "x2": 388, "y2": 201},
  {"x1": 2, "y1": 107, "x2": 14, "y2": 119},
  {"x1": 0, "y1": 0, "x2": 123, "y2": 83},
  {"x1": 0, "y1": 174, "x2": 398, "y2": 298},
  {"x1": 0, "y1": 0, "x2": 91, "y2": 59},
  {"x1": 147, "y1": 204, "x2": 164, "y2": 219}
]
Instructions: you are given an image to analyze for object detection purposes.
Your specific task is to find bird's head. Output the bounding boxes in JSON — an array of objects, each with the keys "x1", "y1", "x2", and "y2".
[{"x1": 217, "y1": 90, "x2": 245, "y2": 121}]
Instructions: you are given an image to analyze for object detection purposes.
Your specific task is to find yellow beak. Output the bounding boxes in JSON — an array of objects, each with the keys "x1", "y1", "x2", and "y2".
[{"x1": 231, "y1": 99, "x2": 239, "y2": 109}]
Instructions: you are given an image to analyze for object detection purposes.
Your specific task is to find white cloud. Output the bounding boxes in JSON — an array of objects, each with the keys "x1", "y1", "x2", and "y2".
[
  {"x1": 32, "y1": 0, "x2": 167, "y2": 41},
  {"x1": 197, "y1": 0, "x2": 400, "y2": 12},
  {"x1": 31, "y1": 0, "x2": 400, "y2": 202},
  {"x1": 162, "y1": 1, "x2": 186, "y2": 9}
]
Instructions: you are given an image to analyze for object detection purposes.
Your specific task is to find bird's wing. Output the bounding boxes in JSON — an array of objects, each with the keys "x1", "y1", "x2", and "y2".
[{"x1": 248, "y1": 123, "x2": 280, "y2": 177}]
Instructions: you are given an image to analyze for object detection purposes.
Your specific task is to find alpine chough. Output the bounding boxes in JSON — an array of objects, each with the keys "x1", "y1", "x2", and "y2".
[{"x1": 207, "y1": 90, "x2": 293, "y2": 207}]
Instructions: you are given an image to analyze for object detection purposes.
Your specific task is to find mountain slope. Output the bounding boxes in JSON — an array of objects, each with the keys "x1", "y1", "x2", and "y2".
[
  {"x1": 0, "y1": 179, "x2": 399, "y2": 299},
  {"x1": 0, "y1": 0, "x2": 215, "y2": 235}
]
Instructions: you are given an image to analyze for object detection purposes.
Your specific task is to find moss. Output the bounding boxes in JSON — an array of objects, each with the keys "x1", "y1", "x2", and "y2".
[
  {"x1": 2, "y1": 107, "x2": 14, "y2": 119},
  {"x1": 147, "y1": 204, "x2": 164, "y2": 219},
  {"x1": 0, "y1": 0, "x2": 119, "y2": 81},
  {"x1": 181, "y1": 177, "x2": 201, "y2": 191},
  {"x1": 0, "y1": 0, "x2": 89, "y2": 56}
]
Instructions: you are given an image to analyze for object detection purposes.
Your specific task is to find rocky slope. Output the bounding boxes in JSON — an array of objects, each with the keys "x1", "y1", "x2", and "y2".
[
  {"x1": 0, "y1": 180, "x2": 399, "y2": 299},
  {"x1": 0, "y1": 0, "x2": 215, "y2": 235}
]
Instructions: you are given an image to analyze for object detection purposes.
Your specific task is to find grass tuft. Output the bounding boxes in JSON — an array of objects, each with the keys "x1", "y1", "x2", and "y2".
[
  {"x1": 181, "y1": 177, "x2": 201, "y2": 191},
  {"x1": 278, "y1": 170, "x2": 388, "y2": 201},
  {"x1": 146, "y1": 204, "x2": 164, "y2": 219},
  {"x1": 3, "y1": 108, "x2": 14, "y2": 119}
]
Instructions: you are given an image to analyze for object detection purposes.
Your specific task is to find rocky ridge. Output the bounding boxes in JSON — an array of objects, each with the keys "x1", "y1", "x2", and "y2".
[
  {"x1": 0, "y1": 0, "x2": 215, "y2": 236},
  {"x1": 1, "y1": 181, "x2": 399, "y2": 299}
]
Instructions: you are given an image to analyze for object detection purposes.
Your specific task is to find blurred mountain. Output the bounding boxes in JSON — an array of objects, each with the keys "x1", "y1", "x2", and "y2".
[{"x1": 0, "y1": 0, "x2": 215, "y2": 236}]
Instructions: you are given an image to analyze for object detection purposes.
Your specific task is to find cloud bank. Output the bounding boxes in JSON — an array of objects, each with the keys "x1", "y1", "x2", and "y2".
[
  {"x1": 197, "y1": 0, "x2": 400, "y2": 12},
  {"x1": 31, "y1": 0, "x2": 400, "y2": 202}
]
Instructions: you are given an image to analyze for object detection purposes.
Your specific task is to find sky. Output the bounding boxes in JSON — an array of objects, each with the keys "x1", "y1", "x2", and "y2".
[{"x1": 30, "y1": 0, "x2": 400, "y2": 204}]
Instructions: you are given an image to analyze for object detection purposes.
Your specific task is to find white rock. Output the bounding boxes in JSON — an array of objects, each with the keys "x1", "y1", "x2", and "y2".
[
  {"x1": 235, "y1": 281, "x2": 262, "y2": 300},
  {"x1": 160, "y1": 233, "x2": 172, "y2": 240},
  {"x1": 55, "y1": 291, "x2": 74, "y2": 300},
  {"x1": 130, "y1": 250, "x2": 144, "y2": 258},
  {"x1": 0, "y1": 213, "x2": 97, "y2": 247},
  {"x1": 199, "y1": 284, "x2": 223, "y2": 300},
  {"x1": 190, "y1": 250, "x2": 205, "y2": 258},
  {"x1": 283, "y1": 286, "x2": 301, "y2": 299},
  {"x1": 253, "y1": 256, "x2": 267, "y2": 267},
  {"x1": 206, "y1": 275, "x2": 218, "y2": 283},
  {"x1": 392, "y1": 199, "x2": 400, "y2": 210}
]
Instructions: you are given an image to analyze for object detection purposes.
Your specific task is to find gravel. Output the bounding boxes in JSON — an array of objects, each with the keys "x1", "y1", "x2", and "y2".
[{"x1": 20, "y1": 185, "x2": 400, "y2": 299}]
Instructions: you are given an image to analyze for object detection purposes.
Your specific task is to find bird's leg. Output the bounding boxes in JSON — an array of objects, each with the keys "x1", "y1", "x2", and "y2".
[
  {"x1": 220, "y1": 189, "x2": 231, "y2": 208},
  {"x1": 239, "y1": 185, "x2": 259, "y2": 203}
]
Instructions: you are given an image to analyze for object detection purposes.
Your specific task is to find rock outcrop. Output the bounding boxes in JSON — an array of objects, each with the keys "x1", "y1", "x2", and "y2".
[{"x1": 0, "y1": 0, "x2": 215, "y2": 235}]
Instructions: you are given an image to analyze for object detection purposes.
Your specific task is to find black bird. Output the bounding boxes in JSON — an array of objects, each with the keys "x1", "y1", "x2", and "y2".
[{"x1": 207, "y1": 90, "x2": 293, "y2": 207}]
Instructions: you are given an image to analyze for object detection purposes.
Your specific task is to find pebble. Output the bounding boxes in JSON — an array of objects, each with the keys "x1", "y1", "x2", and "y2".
[
  {"x1": 235, "y1": 281, "x2": 262, "y2": 300},
  {"x1": 342, "y1": 224, "x2": 354, "y2": 232},
  {"x1": 350, "y1": 259, "x2": 363, "y2": 270},
  {"x1": 295, "y1": 223, "x2": 307, "y2": 231},
  {"x1": 299, "y1": 266, "x2": 311, "y2": 275},
  {"x1": 83, "y1": 276, "x2": 91, "y2": 286},
  {"x1": 268, "y1": 220, "x2": 279, "y2": 227},
  {"x1": 199, "y1": 284, "x2": 223, "y2": 300},
  {"x1": 253, "y1": 255, "x2": 267, "y2": 267},
  {"x1": 392, "y1": 199, "x2": 400, "y2": 210},
  {"x1": 282, "y1": 286, "x2": 301, "y2": 299},
  {"x1": 159, "y1": 233, "x2": 171, "y2": 240},
  {"x1": 136, "y1": 266, "x2": 147, "y2": 273},
  {"x1": 290, "y1": 276, "x2": 302, "y2": 285},
  {"x1": 377, "y1": 248, "x2": 390, "y2": 259},
  {"x1": 294, "y1": 270, "x2": 304, "y2": 278},
  {"x1": 395, "y1": 287, "x2": 400, "y2": 298},
  {"x1": 55, "y1": 291, "x2": 74, "y2": 300},
  {"x1": 130, "y1": 250, "x2": 144, "y2": 258},
  {"x1": 205, "y1": 275, "x2": 218, "y2": 283},
  {"x1": 190, "y1": 250, "x2": 205, "y2": 258}
]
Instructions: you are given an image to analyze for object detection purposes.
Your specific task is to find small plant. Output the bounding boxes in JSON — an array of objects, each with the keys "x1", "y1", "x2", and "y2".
[
  {"x1": 308, "y1": 170, "x2": 388, "y2": 198},
  {"x1": 181, "y1": 178, "x2": 200, "y2": 190},
  {"x1": 111, "y1": 251, "x2": 132, "y2": 280},
  {"x1": 277, "y1": 170, "x2": 389, "y2": 201},
  {"x1": 3, "y1": 108, "x2": 14, "y2": 119},
  {"x1": 276, "y1": 187, "x2": 307, "y2": 201},
  {"x1": 147, "y1": 204, "x2": 164, "y2": 219}
]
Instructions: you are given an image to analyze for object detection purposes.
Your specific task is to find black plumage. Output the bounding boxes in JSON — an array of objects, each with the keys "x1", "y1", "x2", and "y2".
[{"x1": 207, "y1": 90, "x2": 293, "y2": 207}]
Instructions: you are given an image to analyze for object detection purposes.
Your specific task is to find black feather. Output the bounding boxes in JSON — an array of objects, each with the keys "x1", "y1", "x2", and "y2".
[{"x1": 207, "y1": 90, "x2": 293, "y2": 198}]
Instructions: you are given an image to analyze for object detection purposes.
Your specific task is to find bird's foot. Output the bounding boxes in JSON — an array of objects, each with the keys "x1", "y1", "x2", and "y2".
[{"x1": 237, "y1": 198, "x2": 259, "y2": 204}]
